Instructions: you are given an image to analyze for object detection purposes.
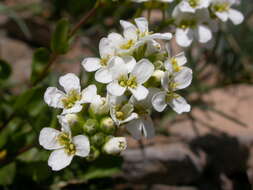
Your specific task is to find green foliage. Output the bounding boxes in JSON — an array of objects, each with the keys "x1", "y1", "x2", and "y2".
[
  {"x1": 30, "y1": 48, "x2": 51, "y2": 83},
  {"x1": 0, "y1": 60, "x2": 11, "y2": 80},
  {"x1": 0, "y1": 163, "x2": 16, "y2": 185},
  {"x1": 51, "y1": 19, "x2": 70, "y2": 54}
]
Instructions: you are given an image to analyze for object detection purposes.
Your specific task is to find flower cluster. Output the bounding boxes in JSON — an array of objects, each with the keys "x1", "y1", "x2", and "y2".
[
  {"x1": 39, "y1": 17, "x2": 192, "y2": 171},
  {"x1": 133, "y1": 0, "x2": 244, "y2": 47}
]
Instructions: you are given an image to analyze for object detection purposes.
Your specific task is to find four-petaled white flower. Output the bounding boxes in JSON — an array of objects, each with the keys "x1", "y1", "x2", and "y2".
[
  {"x1": 44, "y1": 73, "x2": 100, "y2": 114},
  {"x1": 109, "y1": 95, "x2": 138, "y2": 126},
  {"x1": 120, "y1": 17, "x2": 172, "y2": 43},
  {"x1": 107, "y1": 56, "x2": 154, "y2": 101},
  {"x1": 82, "y1": 38, "x2": 115, "y2": 83},
  {"x1": 103, "y1": 137, "x2": 127, "y2": 155},
  {"x1": 152, "y1": 65, "x2": 192, "y2": 114},
  {"x1": 210, "y1": 0, "x2": 244, "y2": 25},
  {"x1": 124, "y1": 88, "x2": 159, "y2": 140},
  {"x1": 178, "y1": 0, "x2": 210, "y2": 13},
  {"x1": 39, "y1": 127, "x2": 90, "y2": 171},
  {"x1": 173, "y1": 7, "x2": 212, "y2": 47}
]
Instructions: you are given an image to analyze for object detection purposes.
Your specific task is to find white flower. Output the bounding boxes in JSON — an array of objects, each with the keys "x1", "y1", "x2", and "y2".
[
  {"x1": 152, "y1": 67, "x2": 192, "y2": 114},
  {"x1": 173, "y1": 7, "x2": 212, "y2": 47},
  {"x1": 164, "y1": 44, "x2": 187, "y2": 73},
  {"x1": 178, "y1": 0, "x2": 210, "y2": 13},
  {"x1": 107, "y1": 57, "x2": 154, "y2": 101},
  {"x1": 90, "y1": 94, "x2": 110, "y2": 115},
  {"x1": 120, "y1": 17, "x2": 172, "y2": 42},
  {"x1": 210, "y1": 0, "x2": 244, "y2": 25},
  {"x1": 103, "y1": 137, "x2": 127, "y2": 155},
  {"x1": 124, "y1": 89, "x2": 159, "y2": 140},
  {"x1": 109, "y1": 95, "x2": 138, "y2": 126},
  {"x1": 39, "y1": 127, "x2": 90, "y2": 171},
  {"x1": 82, "y1": 38, "x2": 115, "y2": 83},
  {"x1": 44, "y1": 73, "x2": 100, "y2": 114}
]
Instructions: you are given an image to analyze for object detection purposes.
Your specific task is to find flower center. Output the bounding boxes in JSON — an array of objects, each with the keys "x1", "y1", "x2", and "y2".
[
  {"x1": 118, "y1": 75, "x2": 137, "y2": 89},
  {"x1": 137, "y1": 29, "x2": 153, "y2": 38},
  {"x1": 116, "y1": 111, "x2": 125, "y2": 120},
  {"x1": 100, "y1": 56, "x2": 110, "y2": 67},
  {"x1": 120, "y1": 39, "x2": 136, "y2": 50},
  {"x1": 167, "y1": 74, "x2": 179, "y2": 90},
  {"x1": 213, "y1": 3, "x2": 230, "y2": 12},
  {"x1": 57, "y1": 132, "x2": 76, "y2": 155},
  {"x1": 171, "y1": 58, "x2": 182, "y2": 72},
  {"x1": 179, "y1": 19, "x2": 197, "y2": 29},
  {"x1": 118, "y1": 141, "x2": 126, "y2": 150},
  {"x1": 188, "y1": 0, "x2": 200, "y2": 8},
  {"x1": 61, "y1": 89, "x2": 81, "y2": 109},
  {"x1": 166, "y1": 91, "x2": 179, "y2": 103}
]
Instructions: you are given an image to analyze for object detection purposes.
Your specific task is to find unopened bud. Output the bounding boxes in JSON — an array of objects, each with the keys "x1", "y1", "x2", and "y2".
[
  {"x1": 86, "y1": 146, "x2": 100, "y2": 161},
  {"x1": 152, "y1": 70, "x2": 164, "y2": 82},
  {"x1": 103, "y1": 137, "x2": 127, "y2": 155},
  {"x1": 100, "y1": 117, "x2": 115, "y2": 134},
  {"x1": 91, "y1": 132, "x2": 105, "y2": 147},
  {"x1": 83, "y1": 119, "x2": 98, "y2": 135}
]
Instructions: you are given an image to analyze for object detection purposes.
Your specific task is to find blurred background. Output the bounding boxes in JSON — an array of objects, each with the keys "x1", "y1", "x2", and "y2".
[{"x1": 0, "y1": 0, "x2": 253, "y2": 189}]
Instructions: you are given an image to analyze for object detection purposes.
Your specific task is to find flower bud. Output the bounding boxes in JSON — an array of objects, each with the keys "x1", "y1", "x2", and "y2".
[
  {"x1": 90, "y1": 132, "x2": 105, "y2": 147},
  {"x1": 83, "y1": 119, "x2": 98, "y2": 135},
  {"x1": 152, "y1": 70, "x2": 164, "y2": 82},
  {"x1": 100, "y1": 117, "x2": 116, "y2": 134},
  {"x1": 103, "y1": 137, "x2": 127, "y2": 155},
  {"x1": 86, "y1": 146, "x2": 100, "y2": 161}
]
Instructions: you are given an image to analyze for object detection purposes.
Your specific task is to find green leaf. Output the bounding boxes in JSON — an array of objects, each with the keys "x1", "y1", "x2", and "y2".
[
  {"x1": 51, "y1": 18, "x2": 70, "y2": 54},
  {"x1": 0, "y1": 162, "x2": 16, "y2": 185},
  {"x1": 30, "y1": 48, "x2": 50, "y2": 83},
  {"x1": 13, "y1": 87, "x2": 43, "y2": 113},
  {"x1": 0, "y1": 59, "x2": 12, "y2": 80}
]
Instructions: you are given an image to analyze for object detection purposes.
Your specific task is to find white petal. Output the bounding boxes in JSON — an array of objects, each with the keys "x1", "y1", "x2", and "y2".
[
  {"x1": 107, "y1": 81, "x2": 126, "y2": 96},
  {"x1": 107, "y1": 32, "x2": 124, "y2": 48},
  {"x1": 174, "y1": 52, "x2": 187, "y2": 66},
  {"x1": 175, "y1": 28, "x2": 193, "y2": 47},
  {"x1": 197, "y1": 25, "x2": 212, "y2": 43},
  {"x1": 81, "y1": 57, "x2": 101, "y2": 72},
  {"x1": 215, "y1": 12, "x2": 228, "y2": 22},
  {"x1": 59, "y1": 73, "x2": 80, "y2": 93},
  {"x1": 131, "y1": 59, "x2": 154, "y2": 84},
  {"x1": 174, "y1": 67, "x2": 193, "y2": 90},
  {"x1": 125, "y1": 119, "x2": 142, "y2": 140},
  {"x1": 62, "y1": 104, "x2": 83, "y2": 115},
  {"x1": 120, "y1": 20, "x2": 136, "y2": 30},
  {"x1": 81, "y1": 84, "x2": 98, "y2": 103},
  {"x1": 121, "y1": 113, "x2": 139, "y2": 124},
  {"x1": 99, "y1": 37, "x2": 115, "y2": 58},
  {"x1": 48, "y1": 149, "x2": 74, "y2": 171},
  {"x1": 73, "y1": 135, "x2": 90, "y2": 157},
  {"x1": 228, "y1": 9, "x2": 244, "y2": 25},
  {"x1": 146, "y1": 33, "x2": 172, "y2": 40},
  {"x1": 95, "y1": 68, "x2": 113, "y2": 84},
  {"x1": 109, "y1": 56, "x2": 129, "y2": 80},
  {"x1": 126, "y1": 116, "x2": 155, "y2": 140},
  {"x1": 135, "y1": 17, "x2": 148, "y2": 33},
  {"x1": 123, "y1": 56, "x2": 136, "y2": 73},
  {"x1": 44, "y1": 87, "x2": 64, "y2": 108},
  {"x1": 39, "y1": 128, "x2": 62, "y2": 150},
  {"x1": 141, "y1": 115, "x2": 155, "y2": 139},
  {"x1": 129, "y1": 85, "x2": 149, "y2": 101},
  {"x1": 123, "y1": 26, "x2": 138, "y2": 41},
  {"x1": 168, "y1": 95, "x2": 191, "y2": 114},
  {"x1": 152, "y1": 91, "x2": 167, "y2": 112},
  {"x1": 179, "y1": 1, "x2": 196, "y2": 13}
]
